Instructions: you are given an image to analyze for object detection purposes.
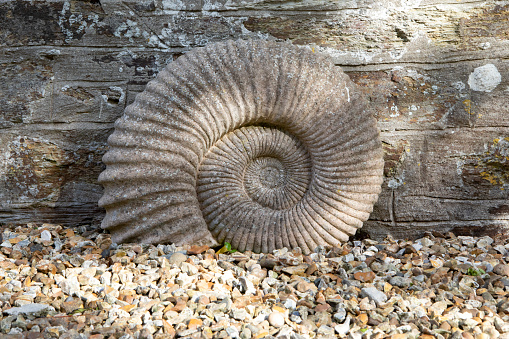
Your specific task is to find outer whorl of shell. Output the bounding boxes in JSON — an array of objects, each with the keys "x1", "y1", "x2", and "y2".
[{"x1": 98, "y1": 39, "x2": 384, "y2": 254}]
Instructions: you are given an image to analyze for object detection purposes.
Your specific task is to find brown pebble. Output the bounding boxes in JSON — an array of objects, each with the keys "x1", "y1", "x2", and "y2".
[
  {"x1": 385, "y1": 244, "x2": 400, "y2": 253},
  {"x1": 314, "y1": 303, "x2": 331, "y2": 313},
  {"x1": 364, "y1": 256, "x2": 376, "y2": 266},
  {"x1": 188, "y1": 318, "x2": 203, "y2": 330},
  {"x1": 404, "y1": 246, "x2": 417, "y2": 254},
  {"x1": 14, "y1": 259, "x2": 28, "y2": 266},
  {"x1": 197, "y1": 295, "x2": 210, "y2": 305},
  {"x1": 315, "y1": 291, "x2": 326, "y2": 304},
  {"x1": 302, "y1": 255, "x2": 313, "y2": 264},
  {"x1": 297, "y1": 300, "x2": 314, "y2": 308},
  {"x1": 163, "y1": 320, "x2": 176, "y2": 338},
  {"x1": 357, "y1": 313, "x2": 368, "y2": 325},
  {"x1": 493, "y1": 263, "x2": 509, "y2": 277},
  {"x1": 187, "y1": 245, "x2": 210, "y2": 255},
  {"x1": 440, "y1": 321, "x2": 451, "y2": 331},
  {"x1": 305, "y1": 263, "x2": 318, "y2": 275},
  {"x1": 61, "y1": 298, "x2": 84, "y2": 314},
  {"x1": 171, "y1": 299, "x2": 187, "y2": 312},
  {"x1": 10, "y1": 250, "x2": 23, "y2": 260},
  {"x1": 412, "y1": 267, "x2": 423, "y2": 276},
  {"x1": 296, "y1": 280, "x2": 317, "y2": 293},
  {"x1": 132, "y1": 245, "x2": 143, "y2": 254},
  {"x1": 367, "y1": 316, "x2": 381, "y2": 326},
  {"x1": 259, "y1": 256, "x2": 277, "y2": 269},
  {"x1": 353, "y1": 271, "x2": 376, "y2": 283}
]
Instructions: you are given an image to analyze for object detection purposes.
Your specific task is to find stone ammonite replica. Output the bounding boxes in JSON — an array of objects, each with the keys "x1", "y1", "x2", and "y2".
[{"x1": 98, "y1": 39, "x2": 384, "y2": 254}]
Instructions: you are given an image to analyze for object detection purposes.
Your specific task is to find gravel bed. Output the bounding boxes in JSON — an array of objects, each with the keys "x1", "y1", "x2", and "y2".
[{"x1": 1, "y1": 223, "x2": 509, "y2": 338}]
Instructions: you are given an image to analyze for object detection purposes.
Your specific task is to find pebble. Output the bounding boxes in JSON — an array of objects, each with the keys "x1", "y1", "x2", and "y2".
[
  {"x1": 239, "y1": 276, "x2": 256, "y2": 295},
  {"x1": 335, "y1": 315, "x2": 351, "y2": 335},
  {"x1": 268, "y1": 311, "x2": 285, "y2": 328},
  {"x1": 333, "y1": 308, "x2": 347, "y2": 322},
  {"x1": 168, "y1": 252, "x2": 187, "y2": 265},
  {"x1": 40, "y1": 230, "x2": 52, "y2": 241},
  {"x1": 0, "y1": 224, "x2": 508, "y2": 338},
  {"x1": 360, "y1": 286, "x2": 387, "y2": 305},
  {"x1": 389, "y1": 275, "x2": 412, "y2": 288},
  {"x1": 493, "y1": 264, "x2": 509, "y2": 277},
  {"x1": 283, "y1": 298, "x2": 297, "y2": 310},
  {"x1": 353, "y1": 271, "x2": 375, "y2": 282},
  {"x1": 59, "y1": 276, "x2": 80, "y2": 297}
]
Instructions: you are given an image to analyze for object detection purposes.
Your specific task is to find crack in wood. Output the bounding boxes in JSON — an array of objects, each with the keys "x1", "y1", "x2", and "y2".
[{"x1": 390, "y1": 189, "x2": 397, "y2": 228}]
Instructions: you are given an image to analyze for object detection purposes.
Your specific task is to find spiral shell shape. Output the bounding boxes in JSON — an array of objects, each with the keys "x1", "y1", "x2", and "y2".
[{"x1": 98, "y1": 40, "x2": 384, "y2": 253}]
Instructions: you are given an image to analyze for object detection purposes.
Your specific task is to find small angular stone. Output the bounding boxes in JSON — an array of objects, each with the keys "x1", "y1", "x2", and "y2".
[
  {"x1": 333, "y1": 308, "x2": 347, "y2": 323},
  {"x1": 335, "y1": 316, "x2": 350, "y2": 335},
  {"x1": 40, "y1": 230, "x2": 52, "y2": 241},
  {"x1": 168, "y1": 252, "x2": 187, "y2": 266},
  {"x1": 188, "y1": 318, "x2": 203, "y2": 330},
  {"x1": 353, "y1": 271, "x2": 376, "y2": 283},
  {"x1": 187, "y1": 245, "x2": 210, "y2": 255},
  {"x1": 61, "y1": 298, "x2": 84, "y2": 314},
  {"x1": 360, "y1": 287, "x2": 387, "y2": 305},
  {"x1": 389, "y1": 276, "x2": 412, "y2": 288}
]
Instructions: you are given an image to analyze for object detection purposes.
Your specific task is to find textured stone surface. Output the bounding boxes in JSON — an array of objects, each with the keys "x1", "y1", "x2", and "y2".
[
  {"x1": 0, "y1": 0, "x2": 508, "y2": 240},
  {"x1": 98, "y1": 40, "x2": 384, "y2": 253}
]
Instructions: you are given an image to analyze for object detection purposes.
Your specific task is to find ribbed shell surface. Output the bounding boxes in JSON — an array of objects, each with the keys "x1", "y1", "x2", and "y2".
[{"x1": 98, "y1": 40, "x2": 384, "y2": 254}]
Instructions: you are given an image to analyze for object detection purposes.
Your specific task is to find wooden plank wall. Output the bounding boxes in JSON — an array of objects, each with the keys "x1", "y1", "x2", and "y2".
[{"x1": 1, "y1": 0, "x2": 508, "y2": 240}]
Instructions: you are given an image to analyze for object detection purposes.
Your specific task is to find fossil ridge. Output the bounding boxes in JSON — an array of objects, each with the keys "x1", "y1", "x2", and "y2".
[{"x1": 98, "y1": 39, "x2": 384, "y2": 253}]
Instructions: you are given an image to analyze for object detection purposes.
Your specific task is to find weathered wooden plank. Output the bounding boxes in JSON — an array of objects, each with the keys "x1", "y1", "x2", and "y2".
[
  {"x1": 150, "y1": 0, "x2": 489, "y2": 13},
  {"x1": 378, "y1": 128, "x2": 509, "y2": 200},
  {"x1": 242, "y1": 2, "x2": 509, "y2": 65},
  {"x1": 0, "y1": 205, "x2": 104, "y2": 227},
  {"x1": 0, "y1": 127, "x2": 110, "y2": 221},
  {"x1": 0, "y1": 48, "x2": 55, "y2": 128},
  {"x1": 2, "y1": 0, "x2": 507, "y2": 65},
  {"x1": 26, "y1": 80, "x2": 128, "y2": 124},
  {"x1": 366, "y1": 126, "x2": 509, "y2": 237},
  {"x1": 349, "y1": 59, "x2": 509, "y2": 131},
  {"x1": 0, "y1": 46, "x2": 180, "y2": 127},
  {"x1": 364, "y1": 219, "x2": 509, "y2": 240},
  {"x1": 0, "y1": 1, "x2": 66, "y2": 46},
  {"x1": 52, "y1": 48, "x2": 167, "y2": 82}
]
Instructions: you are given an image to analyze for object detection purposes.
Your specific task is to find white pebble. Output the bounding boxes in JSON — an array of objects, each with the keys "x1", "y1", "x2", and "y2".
[
  {"x1": 40, "y1": 230, "x2": 52, "y2": 241},
  {"x1": 283, "y1": 298, "x2": 297, "y2": 310},
  {"x1": 268, "y1": 311, "x2": 285, "y2": 328},
  {"x1": 335, "y1": 315, "x2": 351, "y2": 335}
]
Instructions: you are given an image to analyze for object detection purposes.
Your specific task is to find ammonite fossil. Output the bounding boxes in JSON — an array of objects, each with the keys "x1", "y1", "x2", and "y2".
[{"x1": 98, "y1": 40, "x2": 384, "y2": 254}]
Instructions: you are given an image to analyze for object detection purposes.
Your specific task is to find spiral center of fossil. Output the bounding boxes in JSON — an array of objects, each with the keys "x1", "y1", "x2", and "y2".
[
  {"x1": 197, "y1": 126, "x2": 312, "y2": 213},
  {"x1": 250, "y1": 157, "x2": 286, "y2": 189}
]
